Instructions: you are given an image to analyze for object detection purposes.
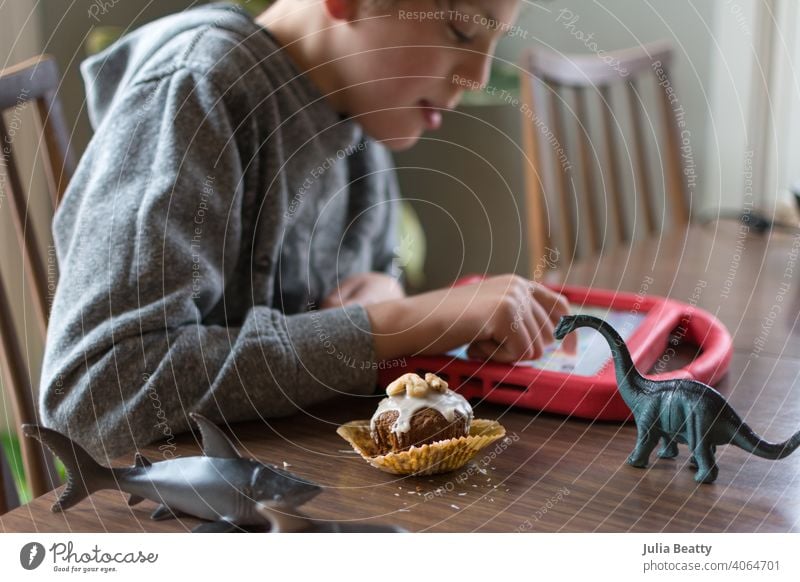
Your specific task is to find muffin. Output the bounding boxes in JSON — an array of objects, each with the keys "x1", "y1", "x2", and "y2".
[
  {"x1": 338, "y1": 371, "x2": 505, "y2": 476},
  {"x1": 370, "y1": 372, "x2": 473, "y2": 454}
]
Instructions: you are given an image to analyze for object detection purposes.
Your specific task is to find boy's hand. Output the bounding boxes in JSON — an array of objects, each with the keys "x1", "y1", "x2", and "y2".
[
  {"x1": 321, "y1": 272, "x2": 405, "y2": 309},
  {"x1": 366, "y1": 274, "x2": 576, "y2": 363},
  {"x1": 460, "y1": 276, "x2": 577, "y2": 362}
]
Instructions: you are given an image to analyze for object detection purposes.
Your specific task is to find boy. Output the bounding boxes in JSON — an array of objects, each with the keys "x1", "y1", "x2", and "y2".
[{"x1": 42, "y1": 0, "x2": 572, "y2": 460}]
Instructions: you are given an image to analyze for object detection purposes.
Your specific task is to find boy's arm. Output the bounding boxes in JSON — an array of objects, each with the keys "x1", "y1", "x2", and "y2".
[{"x1": 40, "y1": 69, "x2": 379, "y2": 461}]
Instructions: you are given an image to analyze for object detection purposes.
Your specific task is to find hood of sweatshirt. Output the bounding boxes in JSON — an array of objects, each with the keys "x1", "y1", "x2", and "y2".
[{"x1": 80, "y1": 3, "x2": 253, "y2": 128}]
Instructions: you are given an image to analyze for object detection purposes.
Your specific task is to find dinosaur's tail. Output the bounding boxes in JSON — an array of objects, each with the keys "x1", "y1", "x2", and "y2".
[
  {"x1": 731, "y1": 422, "x2": 800, "y2": 459},
  {"x1": 21, "y1": 425, "x2": 113, "y2": 512}
]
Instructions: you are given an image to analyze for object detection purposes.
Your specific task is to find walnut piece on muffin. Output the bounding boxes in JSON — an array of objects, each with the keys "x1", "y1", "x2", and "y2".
[{"x1": 370, "y1": 372, "x2": 473, "y2": 454}]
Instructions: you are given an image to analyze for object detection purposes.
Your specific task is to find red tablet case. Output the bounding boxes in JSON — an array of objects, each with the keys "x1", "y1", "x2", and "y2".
[{"x1": 378, "y1": 282, "x2": 733, "y2": 421}]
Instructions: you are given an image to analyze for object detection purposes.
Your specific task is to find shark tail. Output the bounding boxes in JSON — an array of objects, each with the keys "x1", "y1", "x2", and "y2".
[
  {"x1": 21, "y1": 425, "x2": 113, "y2": 512},
  {"x1": 731, "y1": 422, "x2": 800, "y2": 460}
]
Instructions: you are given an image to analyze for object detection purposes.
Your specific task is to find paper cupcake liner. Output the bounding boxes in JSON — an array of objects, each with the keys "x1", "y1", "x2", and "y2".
[{"x1": 336, "y1": 419, "x2": 507, "y2": 476}]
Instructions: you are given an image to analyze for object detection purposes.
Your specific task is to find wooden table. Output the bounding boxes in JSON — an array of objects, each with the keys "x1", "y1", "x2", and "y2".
[{"x1": 3, "y1": 222, "x2": 799, "y2": 532}]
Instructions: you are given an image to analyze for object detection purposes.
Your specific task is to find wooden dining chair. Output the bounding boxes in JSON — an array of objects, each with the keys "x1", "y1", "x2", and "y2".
[
  {"x1": 519, "y1": 40, "x2": 691, "y2": 278},
  {"x1": 0, "y1": 54, "x2": 74, "y2": 513}
]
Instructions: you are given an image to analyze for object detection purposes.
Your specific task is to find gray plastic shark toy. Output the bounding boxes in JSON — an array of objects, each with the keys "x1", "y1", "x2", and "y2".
[{"x1": 23, "y1": 413, "x2": 405, "y2": 532}]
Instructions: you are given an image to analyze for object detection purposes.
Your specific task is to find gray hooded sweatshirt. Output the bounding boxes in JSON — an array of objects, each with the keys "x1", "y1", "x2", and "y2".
[{"x1": 40, "y1": 3, "x2": 399, "y2": 461}]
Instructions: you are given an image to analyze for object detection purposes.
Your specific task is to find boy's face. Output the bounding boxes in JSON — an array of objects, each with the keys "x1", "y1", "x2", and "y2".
[{"x1": 334, "y1": 0, "x2": 521, "y2": 151}]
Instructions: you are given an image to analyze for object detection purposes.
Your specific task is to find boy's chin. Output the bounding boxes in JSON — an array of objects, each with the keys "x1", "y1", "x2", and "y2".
[
  {"x1": 378, "y1": 134, "x2": 422, "y2": 152},
  {"x1": 356, "y1": 115, "x2": 426, "y2": 151}
]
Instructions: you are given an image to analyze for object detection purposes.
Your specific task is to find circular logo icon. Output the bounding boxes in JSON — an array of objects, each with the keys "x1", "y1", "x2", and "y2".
[{"x1": 20, "y1": 542, "x2": 46, "y2": 570}]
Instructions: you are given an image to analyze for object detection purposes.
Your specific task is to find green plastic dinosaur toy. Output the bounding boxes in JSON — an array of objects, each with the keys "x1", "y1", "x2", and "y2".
[{"x1": 554, "y1": 315, "x2": 800, "y2": 483}]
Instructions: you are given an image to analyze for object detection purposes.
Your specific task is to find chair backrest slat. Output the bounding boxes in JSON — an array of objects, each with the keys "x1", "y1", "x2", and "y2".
[
  {"x1": 519, "y1": 70, "x2": 549, "y2": 274},
  {"x1": 0, "y1": 116, "x2": 50, "y2": 336},
  {"x1": 35, "y1": 94, "x2": 75, "y2": 208},
  {"x1": 625, "y1": 79, "x2": 657, "y2": 237},
  {"x1": 545, "y1": 81, "x2": 577, "y2": 261},
  {"x1": 574, "y1": 86, "x2": 603, "y2": 254},
  {"x1": 657, "y1": 64, "x2": 691, "y2": 224},
  {"x1": 599, "y1": 85, "x2": 629, "y2": 244}
]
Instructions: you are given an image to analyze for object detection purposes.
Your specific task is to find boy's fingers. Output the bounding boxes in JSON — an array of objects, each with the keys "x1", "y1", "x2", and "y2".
[
  {"x1": 530, "y1": 283, "x2": 571, "y2": 318},
  {"x1": 514, "y1": 301, "x2": 543, "y2": 360},
  {"x1": 529, "y1": 283, "x2": 576, "y2": 353},
  {"x1": 470, "y1": 333, "x2": 530, "y2": 364},
  {"x1": 467, "y1": 340, "x2": 498, "y2": 361},
  {"x1": 517, "y1": 307, "x2": 541, "y2": 360},
  {"x1": 529, "y1": 298, "x2": 555, "y2": 347},
  {"x1": 498, "y1": 317, "x2": 535, "y2": 362}
]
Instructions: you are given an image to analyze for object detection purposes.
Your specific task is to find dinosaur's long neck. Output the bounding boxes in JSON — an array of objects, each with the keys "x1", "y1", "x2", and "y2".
[{"x1": 571, "y1": 316, "x2": 645, "y2": 399}]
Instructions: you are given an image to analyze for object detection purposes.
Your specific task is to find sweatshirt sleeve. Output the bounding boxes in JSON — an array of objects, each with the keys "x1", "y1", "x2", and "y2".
[{"x1": 40, "y1": 68, "x2": 379, "y2": 461}]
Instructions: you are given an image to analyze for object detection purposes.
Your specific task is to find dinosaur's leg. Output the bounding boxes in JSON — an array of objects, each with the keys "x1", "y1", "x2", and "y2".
[
  {"x1": 693, "y1": 445, "x2": 716, "y2": 468},
  {"x1": 657, "y1": 436, "x2": 679, "y2": 459},
  {"x1": 688, "y1": 445, "x2": 715, "y2": 468},
  {"x1": 627, "y1": 423, "x2": 661, "y2": 468},
  {"x1": 693, "y1": 446, "x2": 719, "y2": 483},
  {"x1": 689, "y1": 445, "x2": 717, "y2": 469},
  {"x1": 685, "y1": 416, "x2": 698, "y2": 468},
  {"x1": 693, "y1": 415, "x2": 719, "y2": 483}
]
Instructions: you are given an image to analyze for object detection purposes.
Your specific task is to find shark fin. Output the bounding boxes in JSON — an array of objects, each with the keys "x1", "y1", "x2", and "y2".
[
  {"x1": 134, "y1": 453, "x2": 152, "y2": 468},
  {"x1": 150, "y1": 504, "x2": 191, "y2": 521},
  {"x1": 21, "y1": 424, "x2": 112, "y2": 512},
  {"x1": 189, "y1": 413, "x2": 241, "y2": 459},
  {"x1": 127, "y1": 454, "x2": 152, "y2": 505}
]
